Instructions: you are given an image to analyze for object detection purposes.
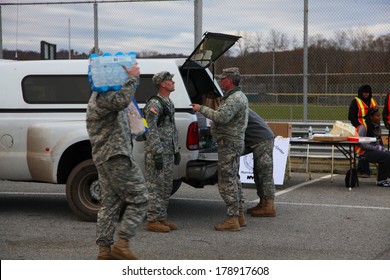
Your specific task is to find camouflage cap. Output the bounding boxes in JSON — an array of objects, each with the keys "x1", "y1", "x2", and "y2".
[
  {"x1": 216, "y1": 67, "x2": 240, "y2": 79},
  {"x1": 152, "y1": 71, "x2": 175, "y2": 86}
]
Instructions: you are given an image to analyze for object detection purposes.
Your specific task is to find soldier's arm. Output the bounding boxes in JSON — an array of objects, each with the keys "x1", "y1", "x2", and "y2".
[
  {"x1": 200, "y1": 94, "x2": 244, "y2": 124},
  {"x1": 145, "y1": 99, "x2": 164, "y2": 155}
]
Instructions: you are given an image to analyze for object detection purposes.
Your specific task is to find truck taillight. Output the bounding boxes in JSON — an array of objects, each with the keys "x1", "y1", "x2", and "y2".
[{"x1": 187, "y1": 121, "x2": 199, "y2": 150}]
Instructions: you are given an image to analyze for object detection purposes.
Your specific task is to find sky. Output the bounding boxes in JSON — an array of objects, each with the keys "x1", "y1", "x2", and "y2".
[{"x1": 1, "y1": 0, "x2": 389, "y2": 56}]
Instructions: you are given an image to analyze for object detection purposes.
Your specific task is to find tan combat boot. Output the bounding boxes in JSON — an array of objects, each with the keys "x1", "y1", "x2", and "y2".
[
  {"x1": 97, "y1": 245, "x2": 116, "y2": 260},
  {"x1": 251, "y1": 198, "x2": 276, "y2": 217},
  {"x1": 146, "y1": 221, "x2": 170, "y2": 233},
  {"x1": 238, "y1": 212, "x2": 247, "y2": 227},
  {"x1": 111, "y1": 237, "x2": 139, "y2": 260},
  {"x1": 246, "y1": 198, "x2": 265, "y2": 214},
  {"x1": 160, "y1": 220, "x2": 177, "y2": 230},
  {"x1": 214, "y1": 216, "x2": 240, "y2": 231}
]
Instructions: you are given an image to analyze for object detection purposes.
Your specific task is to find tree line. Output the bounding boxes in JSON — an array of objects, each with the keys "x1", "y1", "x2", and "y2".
[{"x1": 2, "y1": 29, "x2": 389, "y2": 77}]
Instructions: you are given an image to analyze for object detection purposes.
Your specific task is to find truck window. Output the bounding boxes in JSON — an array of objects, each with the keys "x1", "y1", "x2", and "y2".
[
  {"x1": 22, "y1": 75, "x2": 91, "y2": 104},
  {"x1": 134, "y1": 74, "x2": 158, "y2": 103},
  {"x1": 22, "y1": 74, "x2": 156, "y2": 105}
]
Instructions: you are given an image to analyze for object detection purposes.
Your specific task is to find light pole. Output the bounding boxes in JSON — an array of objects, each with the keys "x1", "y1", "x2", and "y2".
[
  {"x1": 0, "y1": 6, "x2": 2, "y2": 59},
  {"x1": 93, "y1": 1, "x2": 99, "y2": 54},
  {"x1": 272, "y1": 48, "x2": 275, "y2": 94},
  {"x1": 68, "y1": 18, "x2": 71, "y2": 59},
  {"x1": 303, "y1": 0, "x2": 308, "y2": 122}
]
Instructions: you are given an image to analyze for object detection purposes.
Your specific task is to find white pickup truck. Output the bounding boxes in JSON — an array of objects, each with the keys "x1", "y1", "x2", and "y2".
[{"x1": 0, "y1": 32, "x2": 240, "y2": 221}]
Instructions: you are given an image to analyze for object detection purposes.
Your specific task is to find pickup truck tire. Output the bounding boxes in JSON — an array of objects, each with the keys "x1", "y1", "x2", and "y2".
[
  {"x1": 171, "y1": 180, "x2": 182, "y2": 195},
  {"x1": 66, "y1": 159, "x2": 100, "y2": 222}
]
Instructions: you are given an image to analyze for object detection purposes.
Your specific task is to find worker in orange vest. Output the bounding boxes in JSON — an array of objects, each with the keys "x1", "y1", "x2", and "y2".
[
  {"x1": 348, "y1": 84, "x2": 378, "y2": 178},
  {"x1": 382, "y1": 92, "x2": 390, "y2": 151},
  {"x1": 382, "y1": 92, "x2": 390, "y2": 130}
]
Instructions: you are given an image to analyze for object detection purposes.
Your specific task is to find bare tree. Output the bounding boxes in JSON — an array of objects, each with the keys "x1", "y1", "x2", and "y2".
[
  {"x1": 309, "y1": 34, "x2": 331, "y2": 48},
  {"x1": 334, "y1": 31, "x2": 349, "y2": 50},
  {"x1": 291, "y1": 35, "x2": 301, "y2": 50},
  {"x1": 252, "y1": 31, "x2": 264, "y2": 52},
  {"x1": 235, "y1": 31, "x2": 255, "y2": 56},
  {"x1": 266, "y1": 29, "x2": 290, "y2": 51},
  {"x1": 348, "y1": 28, "x2": 374, "y2": 51}
]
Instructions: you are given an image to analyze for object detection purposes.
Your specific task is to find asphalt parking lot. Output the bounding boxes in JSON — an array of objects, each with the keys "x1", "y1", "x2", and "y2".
[{"x1": 0, "y1": 171, "x2": 390, "y2": 260}]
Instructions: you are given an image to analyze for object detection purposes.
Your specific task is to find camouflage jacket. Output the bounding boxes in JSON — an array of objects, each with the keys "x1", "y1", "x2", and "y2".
[
  {"x1": 199, "y1": 86, "x2": 248, "y2": 142},
  {"x1": 86, "y1": 75, "x2": 138, "y2": 166},
  {"x1": 144, "y1": 95, "x2": 179, "y2": 155}
]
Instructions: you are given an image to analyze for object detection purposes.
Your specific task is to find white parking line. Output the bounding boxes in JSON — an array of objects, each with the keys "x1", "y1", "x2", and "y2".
[
  {"x1": 247, "y1": 174, "x2": 334, "y2": 203},
  {"x1": 276, "y1": 201, "x2": 390, "y2": 210},
  {"x1": 275, "y1": 174, "x2": 334, "y2": 196}
]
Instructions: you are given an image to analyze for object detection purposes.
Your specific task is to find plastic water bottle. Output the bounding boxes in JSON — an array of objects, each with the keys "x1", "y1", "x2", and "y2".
[
  {"x1": 128, "y1": 51, "x2": 139, "y2": 87},
  {"x1": 129, "y1": 51, "x2": 137, "y2": 65},
  {"x1": 88, "y1": 52, "x2": 137, "y2": 92},
  {"x1": 308, "y1": 126, "x2": 313, "y2": 139},
  {"x1": 324, "y1": 126, "x2": 330, "y2": 134}
]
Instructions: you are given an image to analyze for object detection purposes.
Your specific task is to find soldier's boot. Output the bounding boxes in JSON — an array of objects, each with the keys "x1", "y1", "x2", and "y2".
[
  {"x1": 246, "y1": 198, "x2": 266, "y2": 214},
  {"x1": 96, "y1": 245, "x2": 116, "y2": 260},
  {"x1": 146, "y1": 221, "x2": 170, "y2": 233},
  {"x1": 160, "y1": 220, "x2": 177, "y2": 230},
  {"x1": 238, "y1": 212, "x2": 247, "y2": 227},
  {"x1": 251, "y1": 198, "x2": 276, "y2": 217},
  {"x1": 111, "y1": 237, "x2": 139, "y2": 260},
  {"x1": 214, "y1": 216, "x2": 240, "y2": 231}
]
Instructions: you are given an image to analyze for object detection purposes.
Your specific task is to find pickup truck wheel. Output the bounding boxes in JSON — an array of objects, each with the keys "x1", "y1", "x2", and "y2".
[
  {"x1": 66, "y1": 159, "x2": 100, "y2": 222},
  {"x1": 171, "y1": 180, "x2": 182, "y2": 195}
]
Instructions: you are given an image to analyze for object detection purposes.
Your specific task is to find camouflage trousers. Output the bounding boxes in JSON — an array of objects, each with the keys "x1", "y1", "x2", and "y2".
[
  {"x1": 251, "y1": 138, "x2": 275, "y2": 199},
  {"x1": 217, "y1": 139, "x2": 245, "y2": 216},
  {"x1": 145, "y1": 152, "x2": 174, "y2": 222},
  {"x1": 95, "y1": 155, "x2": 148, "y2": 246}
]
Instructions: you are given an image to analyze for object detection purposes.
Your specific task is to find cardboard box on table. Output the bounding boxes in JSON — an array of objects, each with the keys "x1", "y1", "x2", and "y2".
[{"x1": 267, "y1": 122, "x2": 292, "y2": 138}]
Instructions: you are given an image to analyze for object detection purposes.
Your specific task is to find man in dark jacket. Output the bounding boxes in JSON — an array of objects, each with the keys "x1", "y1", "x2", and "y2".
[{"x1": 244, "y1": 109, "x2": 276, "y2": 217}]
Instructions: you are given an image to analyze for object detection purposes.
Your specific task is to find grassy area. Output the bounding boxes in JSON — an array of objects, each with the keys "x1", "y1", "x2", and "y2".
[{"x1": 250, "y1": 104, "x2": 350, "y2": 121}]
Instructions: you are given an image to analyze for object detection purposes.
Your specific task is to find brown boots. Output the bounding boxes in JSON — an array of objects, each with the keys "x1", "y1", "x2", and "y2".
[
  {"x1": 251, "y1": 198, "x2": 276, "y2": 217},
  {"x1": 97, "y1": 237, "x2": 138, "y2": 260},
  {"x1": 238, "y1": 212, "x2": 247, "y2": 227},
  {"x1": 160, "y1": 220, "x2": 178, "y2": 230},
  {"x1": 97, "y1": 246, "x2": 116, "y2": 260},
  {"x1": 246, "y1": 200, "x2": 265, "y2": 214},
  {"x1": 146, "y1": 220, "x2": 177, "y2": 232},
  {"x1": 111, "y1": 237, "x2": 139, "y2": 260},
  {"x1": 214, "y1": 216, "x2": 240, "y2": 231}
]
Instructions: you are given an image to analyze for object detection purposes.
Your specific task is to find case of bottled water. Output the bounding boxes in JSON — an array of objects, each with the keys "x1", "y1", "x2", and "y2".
[{"x1": 88, "y1": 51, "x2": 137, "y2": 93}]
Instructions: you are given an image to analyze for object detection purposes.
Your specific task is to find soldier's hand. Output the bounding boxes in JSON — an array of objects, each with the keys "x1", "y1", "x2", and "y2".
[
  {"x1": 154, "y1": 153, "x2": 163, "y2": 170},
  {"x1": 174, "y1": 152, "x2": 181, "y2": 165},
  {"x1": 123, "y1": 62, "x2": 140, "y2": 77}
]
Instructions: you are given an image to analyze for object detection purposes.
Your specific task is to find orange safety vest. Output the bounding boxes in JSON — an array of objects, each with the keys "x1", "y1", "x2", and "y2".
[
  {"x1": 386, "y1": 93, "x2": 390, "y2": 124},
  {"x1": 355, "y1": 97, "x2": 378, "y2": 126}
]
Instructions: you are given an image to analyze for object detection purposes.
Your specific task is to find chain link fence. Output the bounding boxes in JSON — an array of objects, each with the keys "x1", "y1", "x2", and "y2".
[{"x1": 1, "y1": 0, "x2": 389, "y2": 122}]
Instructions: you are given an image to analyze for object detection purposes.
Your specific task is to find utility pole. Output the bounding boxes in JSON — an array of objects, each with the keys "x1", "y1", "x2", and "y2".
[
  {"x1": 194, "y1": 0, "x2": 202, "y2": 47},
  {"x1": 68, "y1": 18, "x2": 71, "y2": 59},
  {"x1": 93, "y1": 1, "x2": 99, "y2": 54},
  {"x1": 0, "y1": 6, "x2": 3, "y2": 59},
  {"x1": 303, "y1": 0, "x2": 308, "y2": 122}
]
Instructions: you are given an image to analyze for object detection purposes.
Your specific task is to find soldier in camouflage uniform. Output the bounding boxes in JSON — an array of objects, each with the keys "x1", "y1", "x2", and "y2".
[
  {"x1": 144, "y1": 71, "x2": 180, "y2": 233},
  {"x1": 244, "y1": 108, "x2": 276, "y2": 217},
  {"x1": 191, "y1": 67, "x2": 248, "y2": 231},
  {"x1": 86, "y1": 63, "x2": 148, "y2": 260}
]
